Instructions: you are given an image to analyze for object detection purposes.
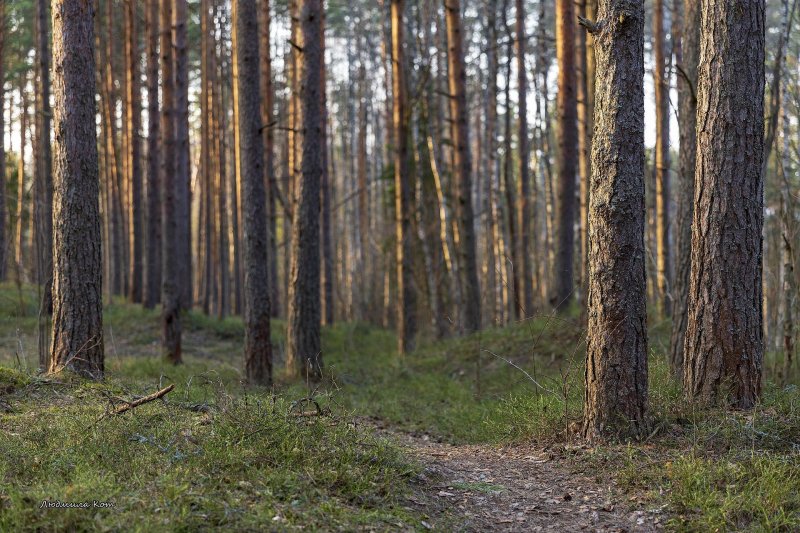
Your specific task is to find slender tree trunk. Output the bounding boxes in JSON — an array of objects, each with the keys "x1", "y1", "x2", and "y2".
[
  {"x1": 16, "y1": 81, "x2": 28, "y2": 279},
  {"x1": 233, "y1": 0, "x2": 272, "y2": 385},
  {"x1": 554, "y1": 0, "x2": 578, "y2": 311},
  {"x1": 503, "y1": 40, "x2": 520, "y2": 320},
  {"x1": 145, "y1": 0, "x2": 161, "y2": 309},
  {"x1": 160, "y1": 0, "x2": 181, "y2": 363},
  {"x1": 653, "y1": 0, "x2": 671, "y2": 317},
  {"x1": 390, "y1": 0, "x2": 416, "y2": 353},
  {"x1": 320, "y1": 14, "x2": 334, "y2": 326},
  {"x1": 286, "y1": 0, "x2": 324, "y2": 377},
  {"x1": 515, "y1": 0, "x2": 533, "y2": 317},
  {"x1": 174, "y1": 0, "x2": 192, "y2": 310},
  {"x1": 125, "y1": 0, "x2": 143, "y2": 303},
  {"x1": 356, "y1": 63, "x2": 370, "y2": 320},
  {"x1": 259, "y1": 0, "x2": 279, "y2": 318},
  {"x1": 444, "y1": 0, "x2": 481, "y2": 333},
  {"x1": 0, "y1": 0, "x2": 5, "y2": 282},
  {"x1": 212, "y1": 7, "x2": 230, "y2": 318},
  {"x1": 34, "y1": 0, "x2": 53, "y2": 315},
  {"x1": 683, "y1": 0, "x2": 765, "y2": 408},
  {"x1": 582, "y1": 0, "x2": 648, "y2": 441},
  {"x1": 201, "y1": 0, "x2": 213, "y2": 315},
  {"x1": 669, "y1": 0, "x2": 699, "y2": 376},
  {"x1": 49, "y1": 0, "x2": 103, "y2": 379}
]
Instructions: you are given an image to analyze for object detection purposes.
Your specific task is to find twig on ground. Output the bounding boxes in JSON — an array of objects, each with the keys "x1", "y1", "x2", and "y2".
[{"x1": 111, "y1": 384, "x2": 175, "y2": 416}]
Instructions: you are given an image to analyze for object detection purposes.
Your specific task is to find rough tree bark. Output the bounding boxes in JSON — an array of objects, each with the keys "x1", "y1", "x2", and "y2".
[
  {"x1": 286, "y1": 0, "x2": 323, "y2": 377},
  {"x1": 669, "y1": 0, "x2": 699, "y2": 377},
  {"x1": 582, "y1": 0, "x2": 648, "y2": 441},
  {"x1": 554, "y1": 0, "x2": 578, "y2": 311},
  {"x1": 233, "y1": 0, "x2": 272, "y2": 385},
  {"x1": 145, "y1": 0, "x2": 161, "y2": 309},
  {"x1": 160, "y1": 0, "x2": 181, "y2": 363},
  {"x1": 444, "y1": 0, "x2": 481, "y2": 333},
  {"x1": 0, "y1": 0, "x2": 5, "y2": 281},
  {"x1": 683, "y1": 0, "x2": 765, "y2": 408},
  {"x1": 49, "y1": 0, "x2": 104, "y2": 379}
]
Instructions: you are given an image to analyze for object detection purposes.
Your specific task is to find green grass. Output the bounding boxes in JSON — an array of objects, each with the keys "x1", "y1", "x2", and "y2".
[{"x1": 1, "y1": 282, "x2": 799, "y2": 531}]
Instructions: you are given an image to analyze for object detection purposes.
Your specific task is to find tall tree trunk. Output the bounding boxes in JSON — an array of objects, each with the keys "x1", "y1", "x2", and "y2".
[
  {"x1": 669, "y1": 0, "x2": 699, "y2": 376},
  {"x1": 577, "y1": 0, "x2": 595, "y2": 303},
  {"x1": 259, "y1": 0, "x2": 279, "y2": 318},
  {"x1": 201, "y1": 0, "x2": 213, "y2": 315},
  {"x1": 391, "y1": 0, "x2": 416, "y2": 353},
  {"x1": 126, "y1": 0, "x2": 143, "y2": 303},
  {"x1": 444, "y1": 0, "x2": 481, "y2": 333},
  {"x1": 653, "y1": 0, "x2": 671, "y2": 317},
  {"x1": 16, "y1": 80, "x2": 28, "y2": 279},
  {"x1": 683, "y1": 0, "x2": 765, "y2": 408},
  {"x1": 34, "y1": 0, "x2": 53, "y2": 316},
  {"x1": 356, "y1": 62, "x2": 370, "y2": 321},
  {"x1": 320, "y1": 13, "x2": 334, "y2": 326},
  {"x1": 503, "y1": 38, "x2": 520, "y2": 320},
  {"x1": 212, "y1": 6, "x2": 230, "y2": 318},
  {"x1": 145, "y1": 0, "x2": 161, "y2": 309},
  {"x1": 174, "y1": 0, "x2": 192, "y2": 310},
  {"x1": 582, "y1": 0, "x2": 648, "y2": 441},
  {"x1": 49, "y1": 0, "x2": 103, "y2": 379},
  {"x1": 554, "y1": 0, "x2": 578, "y2": 311},
  {"x1": 515, "y1": 0, "x2": 533, "y2": 317},
  {"x1": 233, "y1": 0, "x2": 273, "y2": 385},
  {"x1": 286, "y1": 0, "x2": 324, "y2": 377},
  {"x1": 160, "y1": 0, "x2": 181, "y2": 363},
  {"x1": 0, "y1": 0, "x2": 5, "y2": 282}
]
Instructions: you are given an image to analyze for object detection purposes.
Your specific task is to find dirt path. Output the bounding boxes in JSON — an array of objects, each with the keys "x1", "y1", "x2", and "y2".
[{"x1": 369, "y1": 420, "x2": 667, "y2": 532}]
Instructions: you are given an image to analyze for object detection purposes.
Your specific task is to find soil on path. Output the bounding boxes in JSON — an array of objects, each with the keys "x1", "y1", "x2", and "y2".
[{"x1": 368, "y1": 419, "x2": 667, "y2": 532}]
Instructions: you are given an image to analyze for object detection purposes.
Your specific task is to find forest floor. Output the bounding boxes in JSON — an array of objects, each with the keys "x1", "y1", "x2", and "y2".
[{"x1": 0, "y1": 283, "x2": 799, "y2": 531}]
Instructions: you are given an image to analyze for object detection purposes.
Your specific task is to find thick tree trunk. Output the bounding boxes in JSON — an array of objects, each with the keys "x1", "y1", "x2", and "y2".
[
  {"x1": 49, "y1": 0, "x2": 103, "y2": 379},
  {"x1": 145, "y1": 0, "x2": 161, "y2": 309},
  {"x1": 444, "y1": 0, "x2": 481, "y2": 333},
  {"x1": 286, "y1": 0, "x2": 323, "y2": 377},
  {"x1": 233, "y1": 0, "x2": 273, "y2": 385},
  {"x1": 683, "y1": 0, "x2": 765, "y2": 408},
  {"x1": 160, "y1": 0, "x2": 181, "y2": 363},
  {"x1": 174, "y1": 0, "x2": 192, "y2": 310},
  {"x1": 582, "y1": 0, "x2": 648, "y2": 441},
  {"x1": 653, "y1": 0, "x2": 671, "y2": 317},
  {"x1": 320, "y1": 15, "x2": 334, "y2": 326},
  {"x1": 554, "y1": 0, "x2": 578, "y2": 311},
  {"x1": 669, "y1": 0, "x2": 699, "y2": 376},
  {"x1": 126, "y1": 0, "x2": 143, "y2": 304}
]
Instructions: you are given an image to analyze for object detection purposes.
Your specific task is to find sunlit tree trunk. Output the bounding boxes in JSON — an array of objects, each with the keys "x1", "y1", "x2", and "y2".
[
  {"x1": 49, "y1": 0, "x2": 103, "y2": 379},
  {"x1": 653, "y1": 0, "x2": 671, "y2": 317},
  {"x1": 391, "y1": 0, "x2": 416, "y2": 353},
  {"x1": 582, "y1": 0, "x2": 648, "y2": 441},
  {"x1": 683, "y1": 0, "x2": 765, "y2": 408}
]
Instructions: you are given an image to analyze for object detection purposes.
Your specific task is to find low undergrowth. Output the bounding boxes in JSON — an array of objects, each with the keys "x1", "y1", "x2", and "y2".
[{"x1": 1, "y1": 283, "x2": 798, "y2": 531}]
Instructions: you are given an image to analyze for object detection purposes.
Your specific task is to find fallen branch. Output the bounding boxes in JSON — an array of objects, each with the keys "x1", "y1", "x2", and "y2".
[{"x1": 112, "y1": 384, "x2": 174, "y2": 416}]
